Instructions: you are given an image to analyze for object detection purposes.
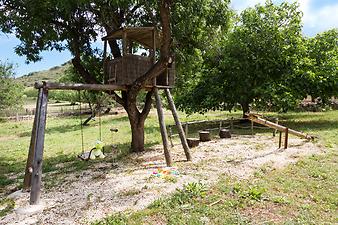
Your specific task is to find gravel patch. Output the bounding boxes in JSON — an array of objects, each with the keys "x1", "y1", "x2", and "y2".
[{"x1": 1, "y1": 134, "x2": 322, "y2": 224}]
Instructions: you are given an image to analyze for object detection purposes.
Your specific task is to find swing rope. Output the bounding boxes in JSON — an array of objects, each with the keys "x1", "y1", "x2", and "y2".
[{"x1": 98, "y1": 106, "x2": 102, "y2": 141}]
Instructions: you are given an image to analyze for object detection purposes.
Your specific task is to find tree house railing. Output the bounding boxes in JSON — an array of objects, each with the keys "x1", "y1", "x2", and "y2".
[{"x1": 104, "y1": 55, "x2": 175, "y2": 87}]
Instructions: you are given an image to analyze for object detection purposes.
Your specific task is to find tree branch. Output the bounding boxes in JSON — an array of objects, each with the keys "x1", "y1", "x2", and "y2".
[
  {"x1": 140, "y1": 90, "x2": 154, "y2": 120},
  {"x1": 71, "y1": 57, "x2": 98, "y2": 84},
  {"x1": 128, "y1": 0, "x2": 173, "y2": 96}
]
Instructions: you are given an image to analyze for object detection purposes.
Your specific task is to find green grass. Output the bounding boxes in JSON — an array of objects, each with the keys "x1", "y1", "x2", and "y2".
[
  {"x1": 0, "y1": 109, "x2": 337, "y2": 223},
  {"x1": 93, "y1": 110, "x2": 338, "y2": 225},
  {"x1": 0, "y1": 107, "x2": 232, "y2": 196}
]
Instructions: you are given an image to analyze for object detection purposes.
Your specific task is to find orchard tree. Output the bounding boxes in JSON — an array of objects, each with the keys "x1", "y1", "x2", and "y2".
[
  {"x1": 0, "y1": 0, "x2": 232, "y2": 151},
  {"x1": 176, "y1": 1, "x2": 304, "y2": 116},
  {"x1": 305, "y1": 29, "x2": 338, "y2": 101},
  {"x1": 0, "y1": 61, "x2": 24, "y2": 112}
]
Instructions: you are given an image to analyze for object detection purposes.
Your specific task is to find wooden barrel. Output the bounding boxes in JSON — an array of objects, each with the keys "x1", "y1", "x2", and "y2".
[
  {"x1": 199, "y1": 131, "x2": 211, "y2": 142},
  {"x1": 219, "y1": 129, "x2": 231, "y2": 138},
  {"x1": 186, "y1": 138, "x2": 199, "y2": 148}
]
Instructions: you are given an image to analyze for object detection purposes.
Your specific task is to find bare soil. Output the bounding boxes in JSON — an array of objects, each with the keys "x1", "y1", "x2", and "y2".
[{"x1": 1, "y1": 134, "x2": 322, "y2": 225}]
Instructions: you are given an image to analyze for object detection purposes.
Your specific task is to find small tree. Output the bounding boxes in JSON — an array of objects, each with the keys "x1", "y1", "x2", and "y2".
[{"x1": 0, "y1": 61, "x2": 24, "y2": 113}]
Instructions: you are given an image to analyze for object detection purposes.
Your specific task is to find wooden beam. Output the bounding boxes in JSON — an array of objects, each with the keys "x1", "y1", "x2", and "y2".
[
  {"x1": 34, "y1": 82, "x2": 127, "y2": 91},
  {"x1": 248, "y1": 114, "x2": 313, "y2": 140},
  {"x1": 30, "y1": 88, "x2": 49, "y2": 205},
  {"x1": 154, "y1": 88, "x2": 172, "y2": 167},
  {"x1": 164, "y1": 89, "x2": 192, "y2": 161},
  {"x1": 23, "y1": 88, "x2": 43, "y2": 191}
]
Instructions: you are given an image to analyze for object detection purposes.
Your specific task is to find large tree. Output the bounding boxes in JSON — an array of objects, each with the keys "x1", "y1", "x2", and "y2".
[
  {"x1": 0, "y1": 60, "x2": 24, "y2": 112},
  {"x1": 0, "y1": 0, "x2": 232, "y2": 151},
  {"x1": 176, "y1": 1, "x2": 304, "y2": 116},
  {"x1": 305, "y1": 29, "x2": 338, "y2": 101},
  {"x1": 0, "y1": 0, "x2": 173, "y2": 151}
]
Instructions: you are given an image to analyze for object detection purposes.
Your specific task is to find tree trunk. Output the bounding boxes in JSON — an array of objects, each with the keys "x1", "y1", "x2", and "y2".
[
  {"x1": 123, "y1": 90, "x2": 153, "y2": 152},
  {"x1": 129, "y1": 115, "x2": 145, "y2": 152},
  {"x1": 241, "y1": 102, "x2": 250, "y2": 118}
]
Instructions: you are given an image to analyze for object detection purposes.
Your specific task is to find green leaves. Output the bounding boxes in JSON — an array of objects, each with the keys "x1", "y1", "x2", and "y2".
[
  {"x1": 0, "y1": 61, "x2": 24, "y2": 112},
  {"x1": 176, "y1": 1, "x2": 307, "y2": 114}
]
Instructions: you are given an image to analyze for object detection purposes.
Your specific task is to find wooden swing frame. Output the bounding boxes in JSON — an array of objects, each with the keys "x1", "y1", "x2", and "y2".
[{"x1": 23, "y1": 81, "x2": 191, "y2": 206}]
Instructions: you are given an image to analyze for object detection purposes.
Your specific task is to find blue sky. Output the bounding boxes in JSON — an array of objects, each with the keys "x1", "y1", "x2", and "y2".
[{"x1": 0, "y1": 0, "x2": 337, "y2": 77}]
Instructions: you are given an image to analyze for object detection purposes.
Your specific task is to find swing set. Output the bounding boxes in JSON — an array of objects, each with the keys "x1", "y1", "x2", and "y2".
[
  {"x1": 22, "y1": 26, "x2": 192, "y2": 207},
  {"x1": 76, "y1": 90, "x2": 119, "y2": 161}
]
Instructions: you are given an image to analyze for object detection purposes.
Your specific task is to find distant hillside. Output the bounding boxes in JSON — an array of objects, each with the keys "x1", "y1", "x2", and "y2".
[{"x1": 17, "y1": 62, "x2": 71, "y2": 87}]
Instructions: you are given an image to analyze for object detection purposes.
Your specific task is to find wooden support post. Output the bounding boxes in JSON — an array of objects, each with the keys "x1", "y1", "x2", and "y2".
[
  {"x1": 154, "y1": 88, "x2": 172, "y2": 167},
  {"x1": 284, "y1": 128, "x2": 289, "y2": 149},
  {"x1": 251, "y1": 120, "x2": 254, "y2": 136},
  {"x1": 230, "y1": 117, "x2": 234, "y2": 131},
  {"x1": 164, "y1": 89, "x2": 192, "y2": 161},
  {"x1": 184, "y1": 124, "x2": 188, "y2": 137},
  {"x1": 219, "y1": 121, "x2": 222, "y2": 131},
  {"x1": 168, "y1": 126, "x2": 174, "y2": 147},
  {"x1": 23, "y1": 88, "x2": 43, "y2": 191},
  {"x1": 30, "y1": 88, "x2": 49, "y2": 205},
  {"x1": 279, "y1": 131, "x2": 282, "y2": 148},
  {"x1": 273, "y1": 118, "x2": 278, "y2": 137}
]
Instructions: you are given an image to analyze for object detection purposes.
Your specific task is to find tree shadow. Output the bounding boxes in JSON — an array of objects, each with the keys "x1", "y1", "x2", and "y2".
[{"x1": 0, "y1": 135, "x2": 161, "y2": 196}]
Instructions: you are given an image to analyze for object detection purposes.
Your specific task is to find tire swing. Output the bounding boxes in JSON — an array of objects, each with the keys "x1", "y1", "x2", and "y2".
[{"x1": 77, "y1": 90, "x2": 105, "y2": 161}]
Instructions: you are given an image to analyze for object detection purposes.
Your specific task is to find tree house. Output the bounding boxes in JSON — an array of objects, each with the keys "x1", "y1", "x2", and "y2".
[{"x1": 102, "y1": 27, "x2": 175, "y2": 88}]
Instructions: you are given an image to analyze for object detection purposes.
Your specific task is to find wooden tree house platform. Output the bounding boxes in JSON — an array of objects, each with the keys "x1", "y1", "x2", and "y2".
[{"x1": 102, "y1": 27, "x2": 175, "y2": 88}]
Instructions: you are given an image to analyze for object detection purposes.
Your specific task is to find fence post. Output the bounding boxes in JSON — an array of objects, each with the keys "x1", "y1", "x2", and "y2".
[
  {"x1": 168, "y1": 126, "x2": 174, "y2": 147},
  {"x1": 284, "y1": 128, "x2": 289, "y2": 149},
  {"x1": 251, "y1": 120, "x2": 254, "y2": 136},
  {"x1": 279, "y1": 131, "x2": 282, "y2": 148}
]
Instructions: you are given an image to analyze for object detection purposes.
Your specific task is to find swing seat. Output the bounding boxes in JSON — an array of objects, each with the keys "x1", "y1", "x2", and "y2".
[{"x1": 77, "y1": 147, "x2": 96, "y2": 161}]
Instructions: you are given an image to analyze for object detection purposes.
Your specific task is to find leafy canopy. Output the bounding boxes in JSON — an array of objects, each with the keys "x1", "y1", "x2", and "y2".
[{"x1": 175, "y1": 1, "x2": 305, "y2": 115}]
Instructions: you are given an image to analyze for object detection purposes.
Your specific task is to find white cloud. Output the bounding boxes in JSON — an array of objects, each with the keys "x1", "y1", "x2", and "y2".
[
  {"x1": 230, "y1": 0, "x2": 265, "y2": 12},
  {"x1": 299, "y1": 0, "x2": 338, "y2": 35}
]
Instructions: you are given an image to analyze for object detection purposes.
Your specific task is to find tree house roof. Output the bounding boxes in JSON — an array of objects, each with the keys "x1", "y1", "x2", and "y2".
[{"x1": 102, "y1": 27, "x2": 162, "y2": 49}]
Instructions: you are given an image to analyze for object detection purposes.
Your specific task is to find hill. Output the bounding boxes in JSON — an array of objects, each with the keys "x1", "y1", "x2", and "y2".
[{"x1": 17, "y1": 62, "x2": 71, "y2": 87}]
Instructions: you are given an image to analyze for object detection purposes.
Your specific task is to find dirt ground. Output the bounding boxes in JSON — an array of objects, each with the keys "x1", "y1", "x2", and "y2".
[{"x1": 1, "y1": 134, "x2": 322, "y2": 225}]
